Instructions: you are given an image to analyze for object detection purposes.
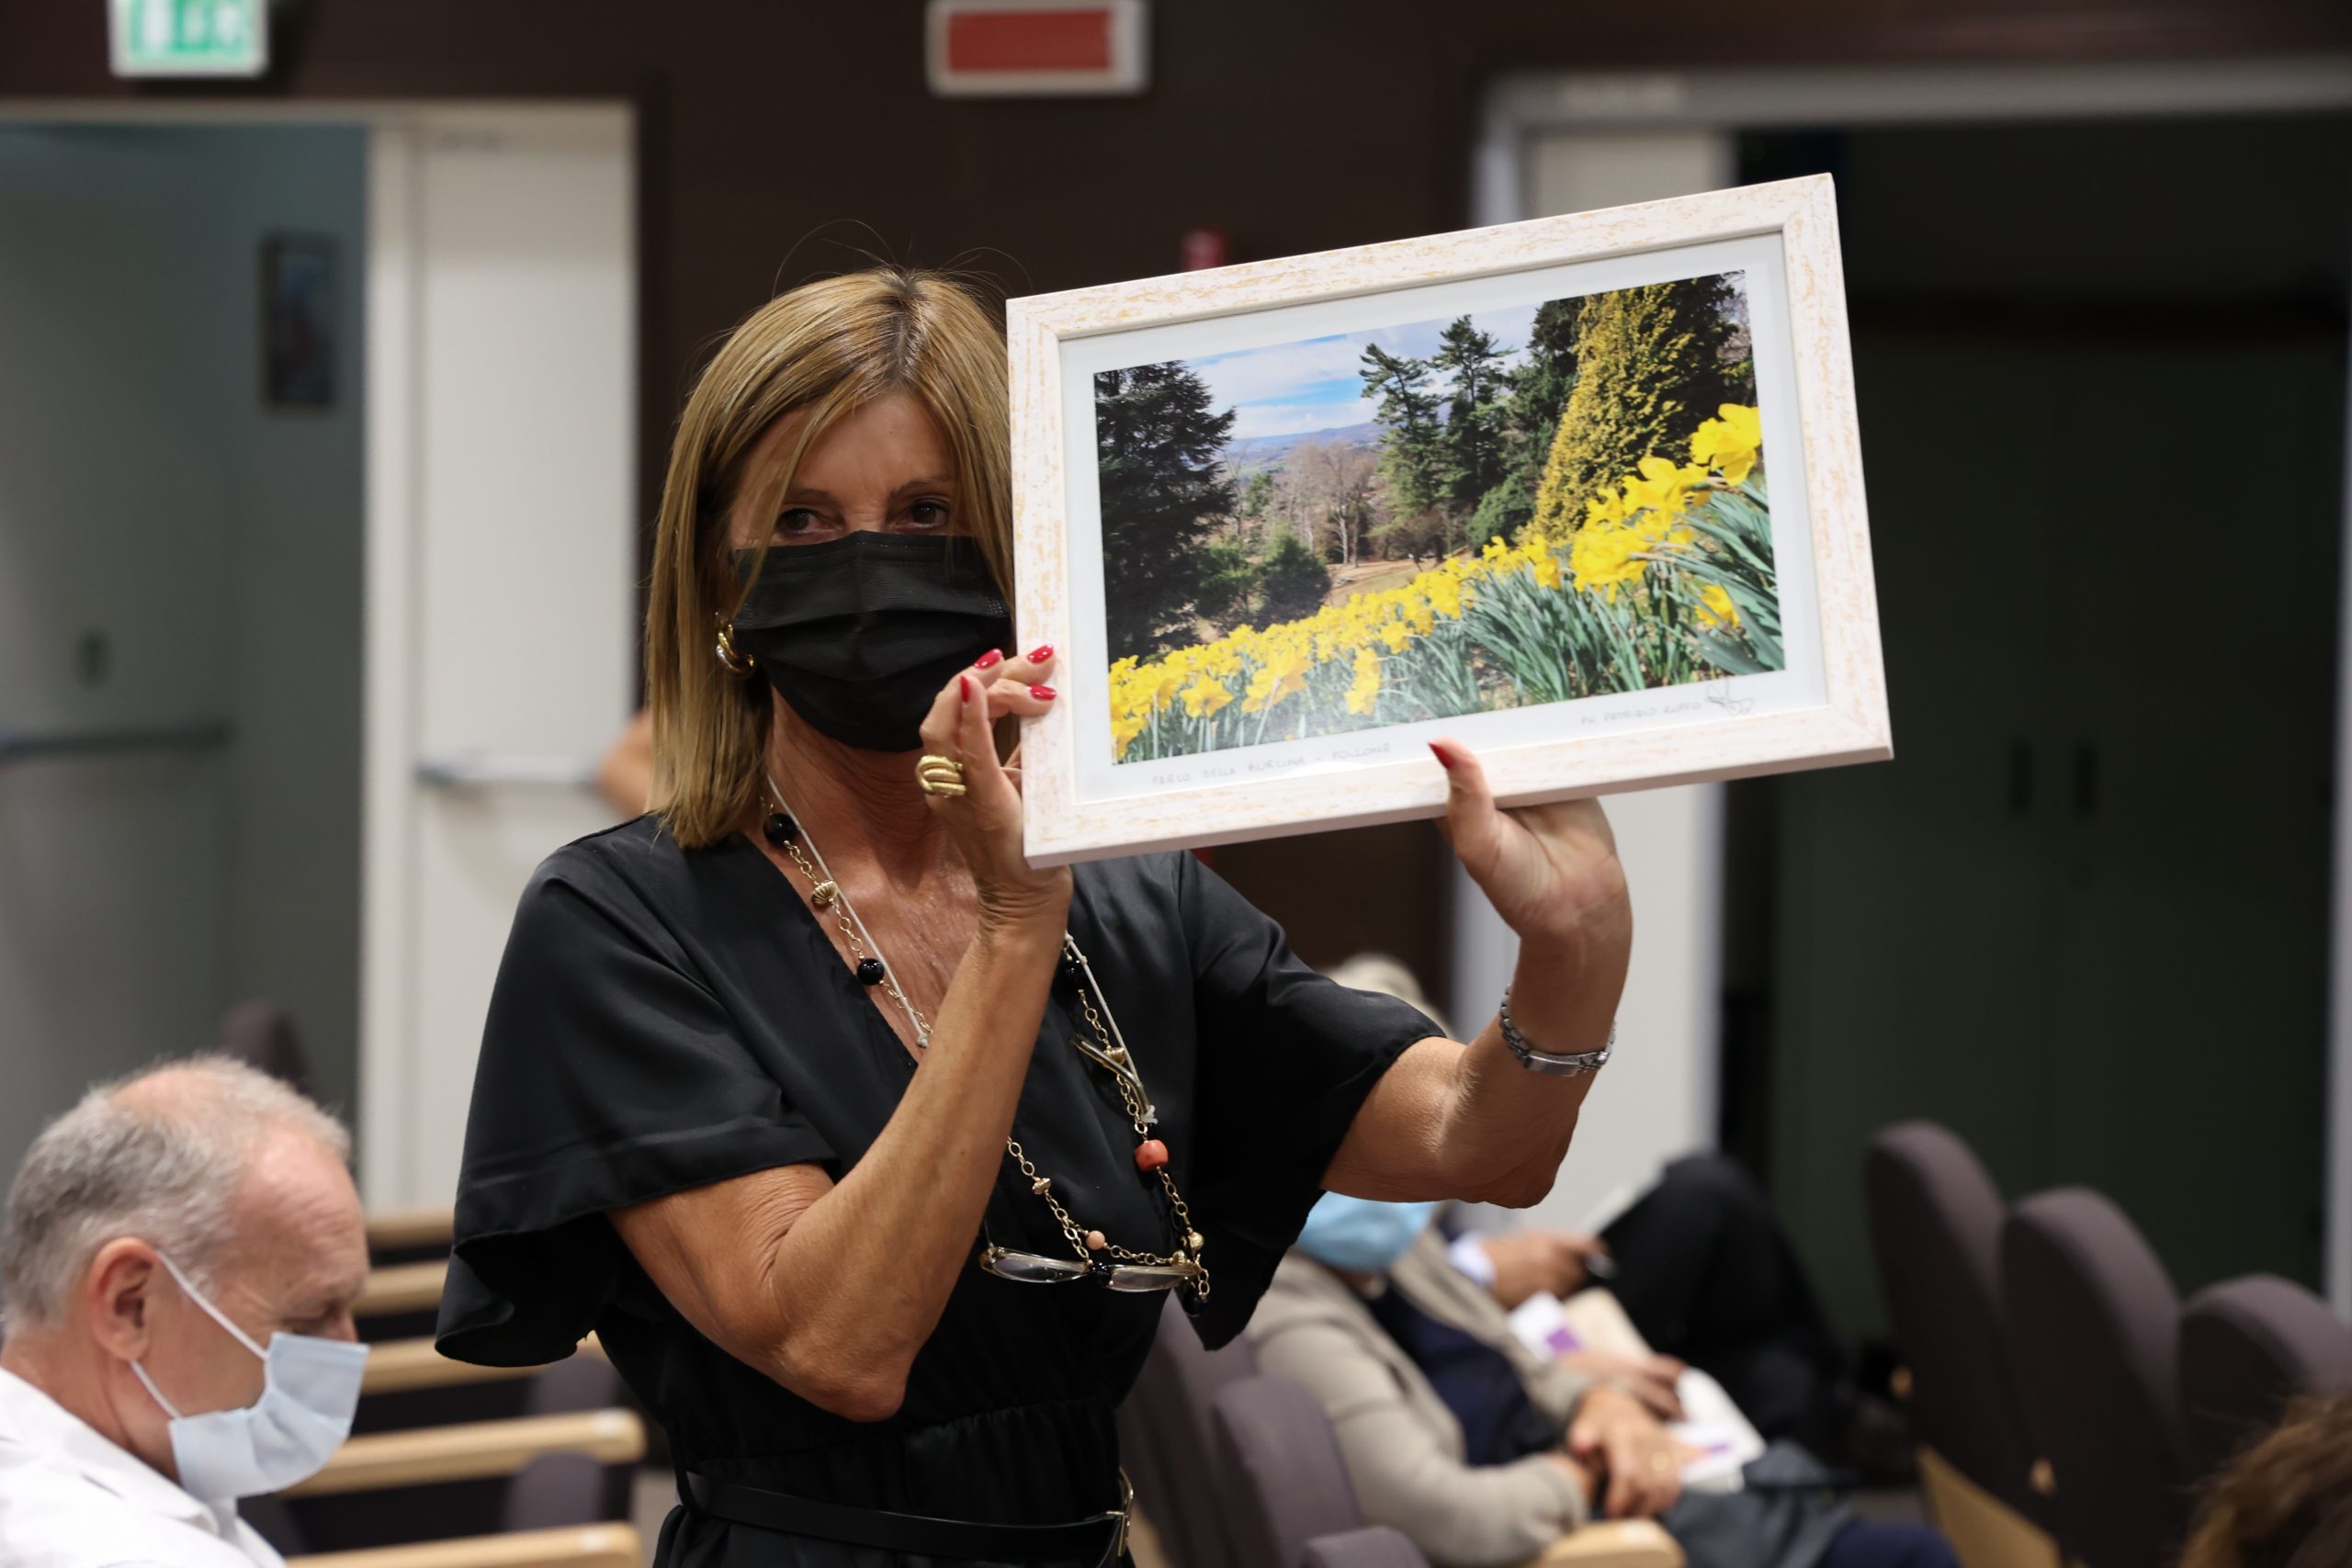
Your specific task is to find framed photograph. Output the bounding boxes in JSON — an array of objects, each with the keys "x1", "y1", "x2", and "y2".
[
  {"x1": 1007, "y1": 175, "x2": 1887, "y2": 866},
  {"x1": 261, "y1": 234, "x2": 335, "y2": 410}
]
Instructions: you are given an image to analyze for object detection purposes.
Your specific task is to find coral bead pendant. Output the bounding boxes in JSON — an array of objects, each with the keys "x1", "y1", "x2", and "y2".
[{"x1": 1134, "y1": 1139, "x2": 1169, "y2": 1173}]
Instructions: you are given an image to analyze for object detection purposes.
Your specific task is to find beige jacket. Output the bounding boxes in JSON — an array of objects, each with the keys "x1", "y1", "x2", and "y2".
[{"x1": 1246, "y1": 1227, "x2": 1598, "y2": 1568}]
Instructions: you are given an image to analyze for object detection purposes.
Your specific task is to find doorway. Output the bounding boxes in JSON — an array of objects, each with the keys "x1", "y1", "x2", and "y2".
[
  {"x1": 1728, "y1": 115, "x2": 2351, "y2": 1336},
  {"x1": 0, "y1": 106, "x2": 637, "y2": 1208},
  {"x1": 1476, "y1": 62, "x2": 2352, "y2": 1323},
  {"x1": 0, "y1": 121, "x2": 367, "y2": 1178}
]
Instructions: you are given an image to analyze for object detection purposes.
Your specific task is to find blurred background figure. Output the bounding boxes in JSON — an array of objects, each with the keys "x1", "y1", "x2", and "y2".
[
  {"x1": 4, "y1": 6, "x2": 2351, "y2": 1566},
  {"x1": 2177, "y1": 1390, "x2": 2352, "y2": 1568},
  {"x1": 1250, "y1": 1191, "x2": 1957, "y2": 1568},
  {"x1": 1331, "y1": 953, "x2": 1898, "y2": 1473}
]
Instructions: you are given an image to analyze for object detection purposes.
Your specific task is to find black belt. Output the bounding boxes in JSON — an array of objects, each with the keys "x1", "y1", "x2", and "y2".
[{"x1": 684, "y1": 1472, "x2": 1130, "y2": 1563}]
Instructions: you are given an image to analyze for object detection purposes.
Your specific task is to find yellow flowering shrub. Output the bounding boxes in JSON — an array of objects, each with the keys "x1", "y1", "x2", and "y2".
[{"x1": 1107, "y1": 406, "x2": 1770, "y2": 761}]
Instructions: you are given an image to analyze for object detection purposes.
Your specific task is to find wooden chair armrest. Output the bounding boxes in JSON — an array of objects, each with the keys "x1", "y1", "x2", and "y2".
[
  {"x1": 365, "y1": 1207, "x2": 457, "y2": 1254},
  {"x1": 286, "y1": 1523, "x2": 641, "y2": 1568},
  {"x1": 1529, "y1": 1520, "x2": 1683, "y2": 1568},
  {"x1": 1556, "y1": 1292, "x2": 1656, "y2": 1361},
  {"x1": 362, "y1": 1335, "x2": 606, "y2": 1395},
  {"x1": 356, "y1": 1260, "x2": 448, "y2": 1318},
  {"x1": 281, "y1": 1408, "x2": 647, "y2": 1497}
]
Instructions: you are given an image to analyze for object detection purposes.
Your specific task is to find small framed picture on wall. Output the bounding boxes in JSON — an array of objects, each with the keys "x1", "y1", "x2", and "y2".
[
  {"x1": 261, "y1": 233, "x2": 335, "y2": 410},
  {"x1": 1006, "y1": 174, "x2": 1889, "y2": 865}
]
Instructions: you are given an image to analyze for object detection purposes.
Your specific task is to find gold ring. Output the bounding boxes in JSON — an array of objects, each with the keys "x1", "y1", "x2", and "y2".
[{"x1": 916, "y1": 755, "x2": 968, "y2": 797}]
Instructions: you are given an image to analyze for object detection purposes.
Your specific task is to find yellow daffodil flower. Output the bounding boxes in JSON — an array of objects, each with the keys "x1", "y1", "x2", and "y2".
[
  {"x1": 1690, "y1": 404, "x2": 1762, "y2": 487},
  {"x1": 1695, "y1": 582, "x2": 1740, "y2": 628}
]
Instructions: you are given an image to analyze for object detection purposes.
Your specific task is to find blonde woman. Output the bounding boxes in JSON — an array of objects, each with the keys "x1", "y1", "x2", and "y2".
[{"x1": 436, "y1": 266, "x2": 1634, "y2": 1567}]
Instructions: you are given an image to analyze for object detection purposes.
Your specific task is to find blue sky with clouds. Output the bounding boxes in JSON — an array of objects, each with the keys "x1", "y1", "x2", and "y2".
[{"x1": 1182, "y1": 300, "x2": 1543, "y2": 442}]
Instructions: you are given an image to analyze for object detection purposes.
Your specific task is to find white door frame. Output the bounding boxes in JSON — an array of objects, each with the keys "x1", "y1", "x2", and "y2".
[{"x1": 1471, "y1": 56, "x2": 2352, "y2": 1311}]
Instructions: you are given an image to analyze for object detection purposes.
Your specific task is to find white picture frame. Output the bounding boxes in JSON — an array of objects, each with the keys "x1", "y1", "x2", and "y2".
[{"x1": 1008, "y1": 175, "x2": 1888, "y2": 866}]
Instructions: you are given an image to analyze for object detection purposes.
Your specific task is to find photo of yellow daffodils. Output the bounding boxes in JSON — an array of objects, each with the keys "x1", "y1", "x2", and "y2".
[{"x1": 1092, "y1": 273, "x2": 1781, "y2": 766}]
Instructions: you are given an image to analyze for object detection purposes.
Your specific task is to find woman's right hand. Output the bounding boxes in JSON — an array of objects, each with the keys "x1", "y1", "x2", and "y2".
[{"x1": 916, "y1": 646, "x2": 1070, "y2": 930}]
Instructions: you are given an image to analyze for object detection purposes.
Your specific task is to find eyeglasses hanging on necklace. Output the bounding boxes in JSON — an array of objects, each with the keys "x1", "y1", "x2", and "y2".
[{"x1": 761, "y1": 777, "x2": 1208, "y2": 1301}]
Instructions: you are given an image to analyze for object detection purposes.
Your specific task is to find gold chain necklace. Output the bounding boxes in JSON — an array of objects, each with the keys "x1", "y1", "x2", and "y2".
[{"x1": 762, "y1": 778, "x2": 1209, "y2": 1298}]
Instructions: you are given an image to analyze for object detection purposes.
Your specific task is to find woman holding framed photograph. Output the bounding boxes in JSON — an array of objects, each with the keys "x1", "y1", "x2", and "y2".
[{"x1": 435, "y1": 265, "x2": 1632, "y2": 1567}]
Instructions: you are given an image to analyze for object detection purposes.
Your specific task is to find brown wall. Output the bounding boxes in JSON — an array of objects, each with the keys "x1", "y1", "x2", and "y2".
[
  {"x1": 6, "y1": 0, "x2": 2342, "y2": 988},
  {"x1": 6, "y1": 0, "x2": 2346, "y2": 520}
]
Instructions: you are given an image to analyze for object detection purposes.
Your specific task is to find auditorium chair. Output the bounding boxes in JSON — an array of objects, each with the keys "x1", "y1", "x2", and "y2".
[
  {"x1": 355, "y1": 1334, "x2": 616, "y2": 1435},
  {"x1": 2177, "y1": 1273, "x2": 2352, "y2": 1479},
  {"x1": 254, "y1": 1403, "x2": 646, "y2": 1553},
  {"x1": 356, "y1": 1257, "x2": 450, "y2": 1343},
  {"x1": 2002, "y1": 1188, "x2": 2198, "y2": 1568},
  {"x1": 1209, "y1": 1373, "x2": 1681, "y2": 1568},
  {"x1": 368, "y1": 1205, "x2": 458, "y2": 1268},
  {"x1": 1860, "y1": 1122, "x2": 2060, "y2": 1568},
  {"x1": 286, "y1": 1524, "x2": 642, "y2": 1568},
  {"x1": 216, "y1": 998, "x2": 315, "y2": 1096},
  {"x1": 1117, "y1": 1296, "x2": 1263, "y2": 1568}
]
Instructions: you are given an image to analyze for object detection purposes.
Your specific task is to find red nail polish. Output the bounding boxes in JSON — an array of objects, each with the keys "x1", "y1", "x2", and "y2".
[
  {"x1": 1031, "y1": 684, "x2": 1057, "y2": 701},
  {"x1": 1430, "y1": 742, "x2": 1454, "y2": 771},
  {"x1": 975, "y1": 649, "x2": 1003, "y2": 670},
  {"x1": 1028, "y1": 644, "x2": 1055, "y2": 663},
  {"x1": 959, "y1": 673, "x2": 973, "y2": 701}
]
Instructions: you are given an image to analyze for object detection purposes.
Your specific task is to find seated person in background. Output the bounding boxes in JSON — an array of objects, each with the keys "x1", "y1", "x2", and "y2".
[
  {"x1": 0, "y1": 1058, "x2": 371, "y2": 1568},
  {"x1": 593, "y1": 707, "x2": 654, "y2": 819},
  {"x1": 2178, "y1": 1389, "x2": 2352, "y2": 1568},
  {"x1": 1329, "y1": 954, "x2": 1886, "y2": 1467},
  {"x1": 1248, "y1": 1194, "x2": 1957, "y2": 1568}
]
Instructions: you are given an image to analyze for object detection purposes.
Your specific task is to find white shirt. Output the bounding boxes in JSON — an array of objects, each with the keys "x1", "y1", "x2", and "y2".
[{"x1": 0, "y1": 1366, "x2": 285, "y2": 1568}]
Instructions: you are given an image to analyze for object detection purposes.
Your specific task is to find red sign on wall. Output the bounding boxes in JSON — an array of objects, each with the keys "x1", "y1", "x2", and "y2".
[{"x1": 927, "y1": 1, "x2": 1149, "y2": 97}]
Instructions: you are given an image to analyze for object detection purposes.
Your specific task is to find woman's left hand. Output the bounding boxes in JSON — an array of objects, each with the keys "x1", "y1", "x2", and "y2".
[{"x1": 1429, "y1": 739, "x2": 1627, "y2": 944}]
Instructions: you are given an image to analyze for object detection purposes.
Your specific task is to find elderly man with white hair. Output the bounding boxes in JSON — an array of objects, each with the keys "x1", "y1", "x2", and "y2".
[{"x1": 0, "y1": 1056, "x2": 370, "y2": 1567}]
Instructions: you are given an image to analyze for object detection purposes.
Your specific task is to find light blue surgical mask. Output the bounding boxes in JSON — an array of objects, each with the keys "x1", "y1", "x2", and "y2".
[
  {"x1": 1296, "y1": 1194, "x2": 1441, "y2": 1273},
  {"x1": 128, "y1": 1249, "x2": 369, "y2": 1501}
]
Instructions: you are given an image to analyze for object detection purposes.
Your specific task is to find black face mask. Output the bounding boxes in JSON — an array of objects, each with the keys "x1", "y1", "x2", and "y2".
[{"x1": 729, "y1": 532, "x2": 1012, "y2": 752}]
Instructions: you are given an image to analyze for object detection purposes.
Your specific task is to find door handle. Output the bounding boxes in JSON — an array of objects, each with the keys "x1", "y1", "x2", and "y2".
[{"x1": 415, "y1": 750, "x2": 598, "y2": 790}]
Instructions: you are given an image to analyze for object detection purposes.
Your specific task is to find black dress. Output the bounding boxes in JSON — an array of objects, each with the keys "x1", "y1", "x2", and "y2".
[{"x1": 435, "y1": 815, "x2": 1436, "y2": 1568}]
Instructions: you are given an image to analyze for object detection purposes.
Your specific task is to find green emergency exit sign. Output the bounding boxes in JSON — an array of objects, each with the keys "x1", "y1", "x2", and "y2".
[{"x1": 110, "y1": 0, "x2": 267, "y2": 76}]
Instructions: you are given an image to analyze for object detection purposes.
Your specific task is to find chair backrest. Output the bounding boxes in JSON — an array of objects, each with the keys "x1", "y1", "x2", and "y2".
[
  {"x1": 215, "y1": 999, "x2": 314, "y2": 1096},
  {"x1": 1117, "y1": 1295, "x2": 1261, "y2": 1568},
  {"x1": 1301, "y1": 1526, "x2": 1430, "y2": 1568},
  {"x1": 2002, "y1": 1188, "x2": 2196, "y2": 1568},
  {"x1": 1862, "y1": 1121, "x2": 2052, "y2": 1529},
  {"x1": 356, "y1": 1258, "x2": 449, "y2": 1343},
  {"x1": 2179, "y1": 1274, "x2": 2352, "y2": 1480},
  {"x1": 1212, "y1": 1374, "x2": 1367, "y2": 1568}
]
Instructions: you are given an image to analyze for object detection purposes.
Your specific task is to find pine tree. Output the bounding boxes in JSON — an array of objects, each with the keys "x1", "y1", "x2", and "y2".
[
  {"x1": 1094, "y1": 361, "x2": 1238, "y2": 660},
  {"x1": 1431, "y1": 318, "x2": 1510, "y2": 537},
  {"x1": 1504, "y1": 298, "x2": 1579, "y2": 475},
  {"x1": 1255, "y1": 531, "x2": 1332, "y2": 625},
  {"x1": 1524, "y1": 277, "x2": 1751, "y2": 543},
  {"x1": 1357, "y1": 344, "x2": 1444, "y2": 522}
]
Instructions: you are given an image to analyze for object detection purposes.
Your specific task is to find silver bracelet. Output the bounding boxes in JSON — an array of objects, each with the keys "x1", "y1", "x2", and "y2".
[{"x1": 1498, "y1": 986, "x2": 1614, "y2": 1077}]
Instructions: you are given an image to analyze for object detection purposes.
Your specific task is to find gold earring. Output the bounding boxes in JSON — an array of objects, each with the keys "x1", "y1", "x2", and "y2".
[{"x1": 715, "y1": 620, "x2": 757, "y2": 678}]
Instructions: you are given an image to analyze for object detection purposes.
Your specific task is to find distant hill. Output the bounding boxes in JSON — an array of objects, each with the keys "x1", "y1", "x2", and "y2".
[{"x1": 1225, "y1": 421, "x2": 1380, "y2": 474}]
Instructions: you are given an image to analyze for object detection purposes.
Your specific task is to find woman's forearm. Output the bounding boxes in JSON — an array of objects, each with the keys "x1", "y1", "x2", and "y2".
[
  {"x1": 760, "y1": 910, "x2": 1066, "y2": 1416},
  {"x1": 1329, "y1": 895, "x2": 1630, "y2": 1206},
  {"x1": 1442, "y1": 897, "x2": 1633, "y2": 1205}
]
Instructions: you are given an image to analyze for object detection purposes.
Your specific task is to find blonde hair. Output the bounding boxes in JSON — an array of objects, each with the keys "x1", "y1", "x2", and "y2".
[{"x1": 646, "y1": 266, "x2": 1013, "y2": 847}]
